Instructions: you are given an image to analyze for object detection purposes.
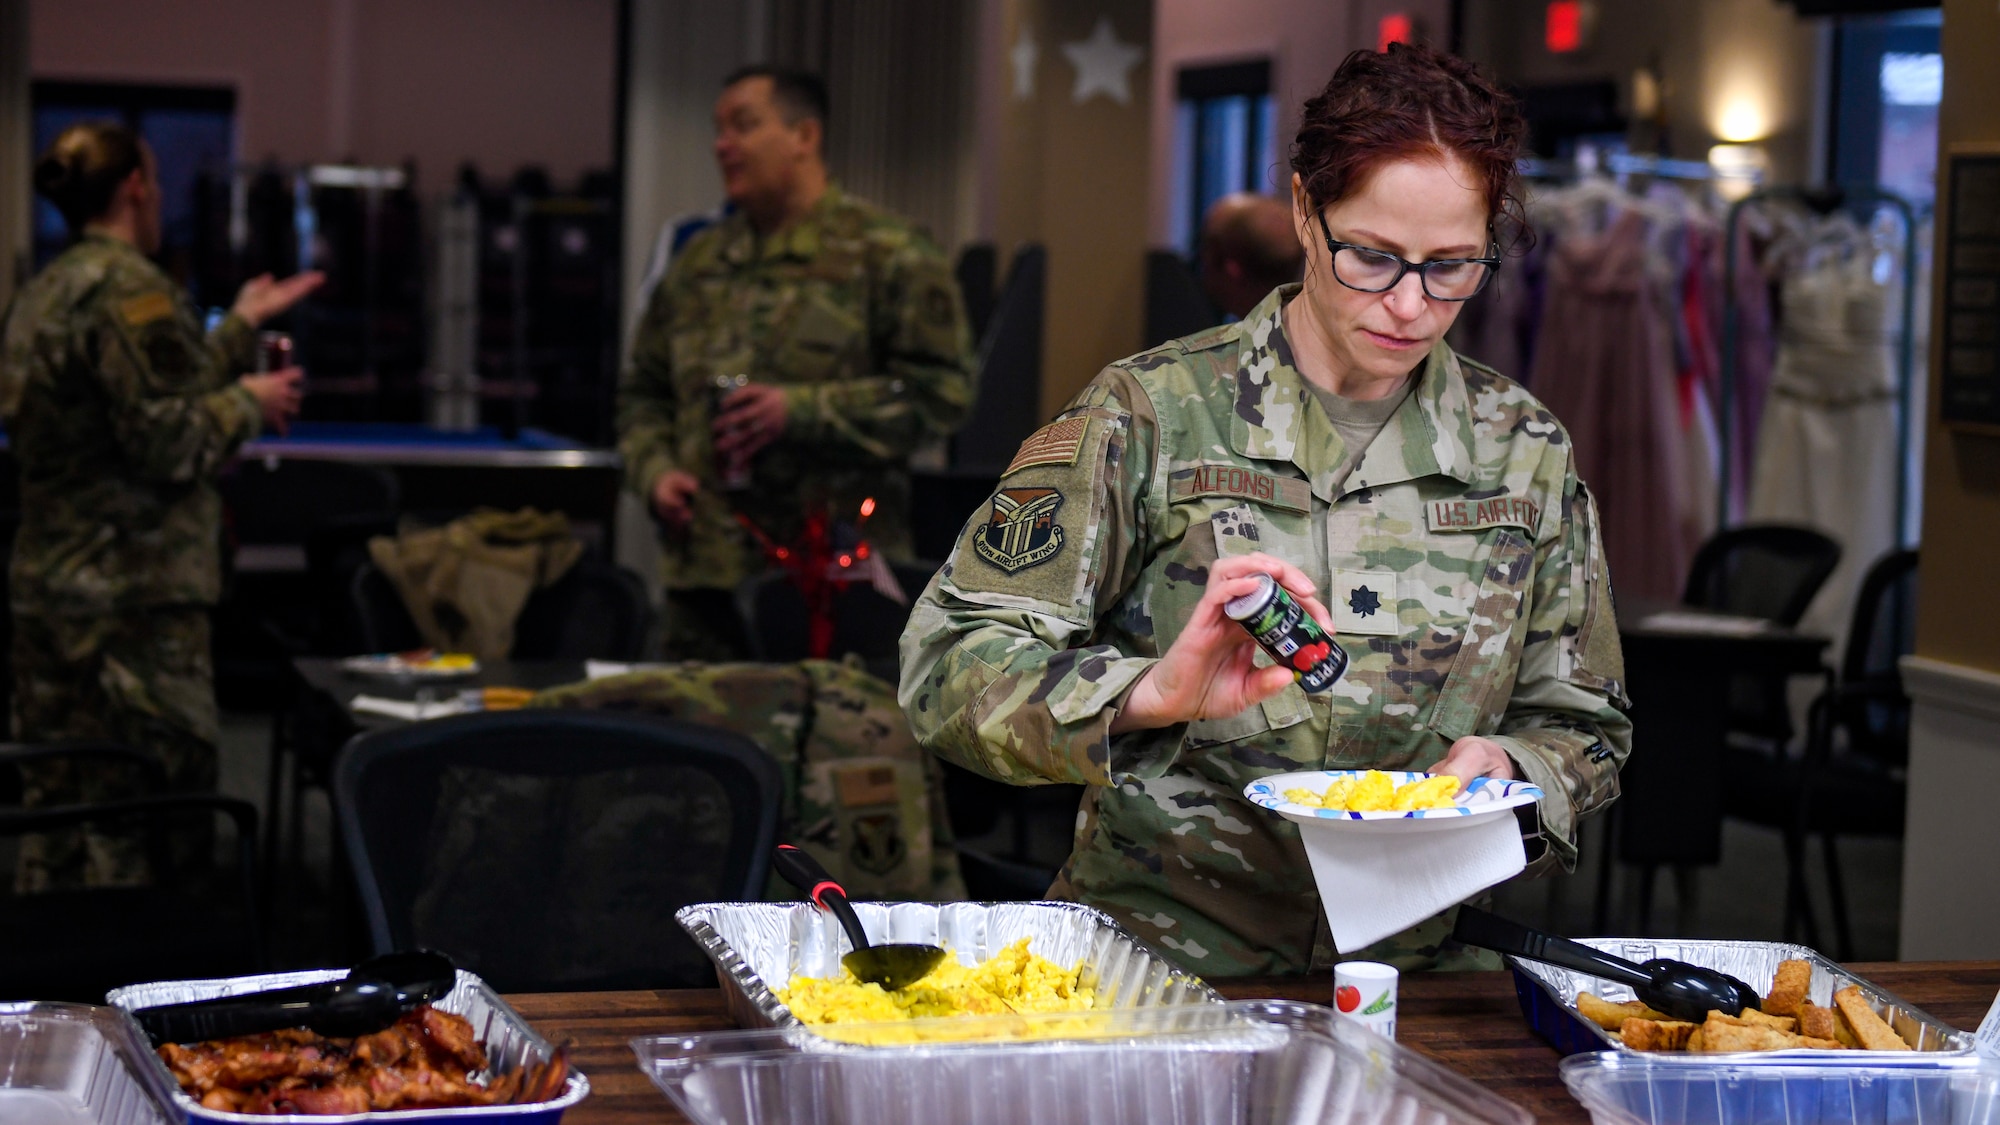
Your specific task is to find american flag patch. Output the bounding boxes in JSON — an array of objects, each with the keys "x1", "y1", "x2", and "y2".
[{"x1": 1002, "y1": 417, "x2": 1089, "y2": 476}]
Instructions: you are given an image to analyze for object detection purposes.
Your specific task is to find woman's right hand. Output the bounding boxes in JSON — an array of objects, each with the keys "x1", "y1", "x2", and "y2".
[{"x1": 1111, "y1": 552, "x2": 1334, "y2": 733}]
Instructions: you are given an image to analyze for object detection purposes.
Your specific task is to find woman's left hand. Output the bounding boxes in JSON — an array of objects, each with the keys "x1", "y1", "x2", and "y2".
[{"x1": 1429, "y1": 736, "x2": 1516, "y2": 784}]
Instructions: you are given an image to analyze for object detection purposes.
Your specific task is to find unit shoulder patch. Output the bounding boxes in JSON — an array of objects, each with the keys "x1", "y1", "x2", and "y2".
[
  {"x1": 973, "y1": 487, "x2": 1066, "y2": 574},
  {"x1": 1003, "y1": 417, "x2": 1089, "y2": 476},
  {"x1": 1424, "y1": 495, "x2": 1542, "y2": 533},
  {"x1": 1169, "y1": 462, "x2": 1310, "y2": 514},
  {"x1": 118, "y1": 291, "x2": 175, "y2": 328}
]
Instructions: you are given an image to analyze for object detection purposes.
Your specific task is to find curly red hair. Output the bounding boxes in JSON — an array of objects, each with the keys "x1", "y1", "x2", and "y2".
[{"x1": 1290, "y1": 43, "x2": 1528, "y2": 249}]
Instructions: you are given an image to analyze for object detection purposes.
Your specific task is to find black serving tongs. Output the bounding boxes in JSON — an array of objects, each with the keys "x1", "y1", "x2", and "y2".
[
  {"x1": 1452, "y1": 906, "x2": 1761, "y2": 1022},
  {"x1": 774, "y1": 844, "x2": 947, "y2": 990},
  {"x1": 130, "y1": 950, "x2": 457, "y2": 1045}
]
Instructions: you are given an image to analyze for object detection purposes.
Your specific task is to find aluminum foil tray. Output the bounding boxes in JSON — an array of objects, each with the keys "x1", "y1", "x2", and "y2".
[
  {"x1": 675, "y1": 900, "x2": 1224, "y2": 1031},
  {"x1": 1508, "y1": 938, "x2": 1972, "y2": 1062},
  {"x1": 0, "y1": 1002, "x2": 176, "y2": 1125},
  {"x1": 1561, "y1": 1051, "x2": 2000, "y2": 1125},
  {"x1": 633, "y1": 999, "x2": 1536, "y2": 1125},
  {"x1": 103, "y1": 969, "x2": 589, "y2": 1123}
]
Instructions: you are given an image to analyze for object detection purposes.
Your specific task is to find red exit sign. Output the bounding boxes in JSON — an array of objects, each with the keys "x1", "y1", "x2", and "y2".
[
  {"x1": 1377, "y1": 12, "x2": 1413, "y2": 52},
  {"x1": 1546, "y1": 0, "x2": 1588, "y2": 53}
]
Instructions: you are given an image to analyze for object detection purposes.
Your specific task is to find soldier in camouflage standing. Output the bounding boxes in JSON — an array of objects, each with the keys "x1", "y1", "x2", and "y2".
[
  {"x1": 900, "y1": 45, "x2": 1633, "y2": 976},
  {"x1": 618, "y1": 66, "x2": 975, "y2": 659},
  {"x1": 0, "y1": 122, "x2": 321, "y2": 890}
]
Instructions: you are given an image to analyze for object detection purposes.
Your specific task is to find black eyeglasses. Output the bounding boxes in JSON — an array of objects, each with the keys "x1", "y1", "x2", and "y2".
[{"x1": 1316, "y1": 211, "x2": 1500, "y2": 302}]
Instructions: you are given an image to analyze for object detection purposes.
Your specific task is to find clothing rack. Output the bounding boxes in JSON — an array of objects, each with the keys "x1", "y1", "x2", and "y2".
[
  {"x1": 1518, "y1": 152, "x2": 1738, "y2": 185},
  {"x1": 1717, "y1": 186, "x2": 1920, "y2": 547}
]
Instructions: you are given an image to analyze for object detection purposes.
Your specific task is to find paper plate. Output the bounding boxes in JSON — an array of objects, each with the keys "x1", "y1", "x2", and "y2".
[
  {"x1": 1245, "y1": 770, "x2": 1542, "y2": 827},
  {"x1": 339, "y1": 651, "x2": 482, "y2": 679},
  {"x1": 1244, "y1": 770, "x2": 1546, "y2": 953}
]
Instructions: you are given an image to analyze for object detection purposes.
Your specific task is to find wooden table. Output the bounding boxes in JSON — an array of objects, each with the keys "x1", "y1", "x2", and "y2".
[{"x1": 508, "y1": 961, "x2": 2000, "y2": 1124}]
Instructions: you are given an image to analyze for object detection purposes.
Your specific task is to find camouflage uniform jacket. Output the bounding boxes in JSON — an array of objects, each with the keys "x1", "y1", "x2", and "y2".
[
  {"x1": 0, "y1": 234, "x2": 261, "y2": 616},
  {"x1": 617, "y1": 186, "x2": 975, "y2": 590},
  {"x1": 900, "y1": 284, "x2": 1632, "y2": 976}
]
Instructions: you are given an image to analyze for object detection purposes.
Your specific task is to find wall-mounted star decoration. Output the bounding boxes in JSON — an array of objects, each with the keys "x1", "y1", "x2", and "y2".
[
  {"x1": 1060, "y1": 16, "x2": 1144, "y2": 106},
  {"x1": 1010, "y1": 28, "x2": 1039, "y2": 101}
]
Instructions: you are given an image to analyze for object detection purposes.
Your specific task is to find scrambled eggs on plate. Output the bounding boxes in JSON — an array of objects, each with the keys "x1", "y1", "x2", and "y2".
[
  {"x1": 777, "y1": 937, "x2": 1094, "y2": 1036},
  {"x1": 1283, "y1": 770, "x2": 1460, "y2": 812}
]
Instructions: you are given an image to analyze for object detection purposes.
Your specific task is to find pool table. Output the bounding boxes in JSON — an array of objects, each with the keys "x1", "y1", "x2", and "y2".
[{"x1": 236, "y1": 421, "x2": 624, "y2": 519}]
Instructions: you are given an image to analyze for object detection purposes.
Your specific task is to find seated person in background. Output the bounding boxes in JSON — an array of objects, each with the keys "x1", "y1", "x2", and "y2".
[
  {"x1": 617, "y1": 66, "x2": 976, "y2": 661},
  {"x1": 530, "y1": 659, "x2": 965, "y2": 902},
  {"x1": 1200, "y1": 192, "x2": 1306, "y2": 320}
]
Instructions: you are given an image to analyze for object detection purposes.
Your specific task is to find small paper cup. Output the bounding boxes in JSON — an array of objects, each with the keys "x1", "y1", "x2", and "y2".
[{"x1": 1334, "y1": 960, "x2": 1398, "y2": 1039}]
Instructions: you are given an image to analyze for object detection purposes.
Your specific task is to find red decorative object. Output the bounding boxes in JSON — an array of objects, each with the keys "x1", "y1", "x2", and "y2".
[
  {"x1": 1376, "y1": 13, "x2": 1413, "y2": 52},
  {"x1": 1545, "y1": 1, "x2": 1583, "y2": 53},
  {"x1": 738, "y1": 497, "x2": 880, "y2": 659}
]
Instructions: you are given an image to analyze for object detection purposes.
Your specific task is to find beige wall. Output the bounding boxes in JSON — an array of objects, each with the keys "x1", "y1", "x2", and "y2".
[
  {"x1": 1146, "y1": 0, "x2": 1453, "y2": 248},
  {"x1": 989, "y1": 0, "x2": 1154, "y2": 418},
  {"x1": 28, "y1": 0, "x2": 616, "y2": 188},
  {"x1": 1459, "y1": 0, "x2": 1828, "y2": 182},
  {"x1": 0, "y1": 0, "x2": 28, "y2": 302},
  {"x1": 1914, "y1": 0, "x2": 2000, "y2": 671}
]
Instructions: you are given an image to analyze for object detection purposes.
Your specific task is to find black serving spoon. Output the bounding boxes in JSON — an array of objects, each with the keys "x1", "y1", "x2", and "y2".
[
  {"x1": 1452, "y1": 906, "x2": 1761, "y2": 1022},
  {"x1": 131, "y1": 950, "x2": 457, "y2": 1045},
  {"x1": 774, "y1": 844, "x2": 947, "y2": 991}
]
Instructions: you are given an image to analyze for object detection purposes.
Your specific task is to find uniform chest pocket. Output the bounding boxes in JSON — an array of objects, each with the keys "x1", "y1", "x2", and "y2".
[
  {"x1": 1181, "y1": 502, "x2": 1315, "y2": 745},
  {"x1": 775, "y1": 291, "x2": 864, "y2": 381},
  {"x1": 1423, "y1": 528, "x2": 1536, "y2": 740}
]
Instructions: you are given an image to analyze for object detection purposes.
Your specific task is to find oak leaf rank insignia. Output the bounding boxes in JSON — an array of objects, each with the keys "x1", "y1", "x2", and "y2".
[{"x1": 975, "y1": 487, "x2": 1066, "y2": 574}]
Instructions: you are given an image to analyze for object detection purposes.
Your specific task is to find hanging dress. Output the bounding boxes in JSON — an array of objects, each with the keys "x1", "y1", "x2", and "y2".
[
  {"x1": 1746, "y1": 220, "x2": 1900, "y2": 650},
  {"x1": 1532, "y1": 208, "x2": 1694, "y2": 603}
]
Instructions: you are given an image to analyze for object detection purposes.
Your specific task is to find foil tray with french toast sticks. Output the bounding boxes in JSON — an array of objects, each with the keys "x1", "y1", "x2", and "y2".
[{"x1": 1508, "y1": 938, "x2": 1973, "y2": 1062}]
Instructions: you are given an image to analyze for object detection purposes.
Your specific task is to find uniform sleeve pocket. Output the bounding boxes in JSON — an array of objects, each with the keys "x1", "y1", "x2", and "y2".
[{"x1": 1425, "y1": 528, "x2": 1535, "y2": 740}]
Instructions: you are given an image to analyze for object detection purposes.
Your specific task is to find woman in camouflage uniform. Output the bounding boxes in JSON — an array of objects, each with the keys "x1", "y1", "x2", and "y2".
[
  {"x1": 900, "y1": 45, "x2": 1633, "y2": 976},
  {"x1": 1, "y1": 122, "x2": 319, "y2": 889}
]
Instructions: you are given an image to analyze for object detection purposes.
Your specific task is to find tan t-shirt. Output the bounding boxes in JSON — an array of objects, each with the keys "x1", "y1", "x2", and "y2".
[{"x1": 1303, "y1": 372, "x2": 1417, "y2": 491}]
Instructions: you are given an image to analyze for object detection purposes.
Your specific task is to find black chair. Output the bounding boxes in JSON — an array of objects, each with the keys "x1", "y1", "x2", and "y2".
[
  {"x1": 1682, "y1": 525, "x2": 1842, "y2": 744},
  {"x1": 513, "y1": 559, "x2": 652, "y2": 661},
  {"x1": 1145, "y1": 249, "x2": 1224, "y2": 349},
  {"x1": 0, "y1": 743, "x2": 262, "y2": 1001},
  {"x1": 332, "y1": 710, "x2": 782, "y2": 992},
  {"x1": 938, "y1": 759, "x2": 1080, "y2": 902},
  {"x1": 951, "y1": 244, "x2": 1045, "y2": 471},
  {"x1": 910, "y1": 471, "x2": 1000, "y2": 563},
  {"x1": 218, "y1": 461, "x2": 401, "y2": 697},
  {"x1": 1724, "y1": 549, "x2": 1918, "y2": 959},
  {"x1": 955, "y1": 242, "x2": 997, "y2": 345},
  {"x1": 736, "y1": 561, "x2": 940, "y2": 680},
  {"x1": 349, "y1": 556, "x2": 651, "y2": 660}
]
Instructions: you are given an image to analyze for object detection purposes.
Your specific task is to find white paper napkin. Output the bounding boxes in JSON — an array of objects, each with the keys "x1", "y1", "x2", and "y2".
[
  {"x1": 1297, "y1": 810, "x2": 1527, "y2": 953},
  {"x1": 350, "y1": 695, "x2": 469, "y2": 721}
]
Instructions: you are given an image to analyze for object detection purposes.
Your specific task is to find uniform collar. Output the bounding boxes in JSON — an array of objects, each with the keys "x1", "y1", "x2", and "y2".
[
  {"x1": 1227, "y1": 284, "x2": 1478, "y2": 501},
  {"x1": 717, "y1": 183, "x2": 845, "y2": 266}
]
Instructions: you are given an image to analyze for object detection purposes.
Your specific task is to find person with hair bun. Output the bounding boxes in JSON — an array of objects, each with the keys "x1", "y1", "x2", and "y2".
[
  {"x1": 902, "y1": 44, "x2": 1632, "y2": 976},
  {"x1": 1, "y1": 121, "x2": 322, "y2": 890}
]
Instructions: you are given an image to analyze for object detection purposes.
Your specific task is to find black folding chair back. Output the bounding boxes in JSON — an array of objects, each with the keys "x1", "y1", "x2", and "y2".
[
  {"x1": 512, "y1": 559, "x2": 652, "y2": 661},
  {"x1": 1682, "y1": 525, "x2": 1842, "y2": 626},
  {"x1": 0, "y1": 744, "x2": 262, "y2": 1001},
  {"x1": 349, "y1": 563, "x2": 428, "y2": 655},
  {"x1": 1682, "y1": 525, "x2": 1842, "y2": 743},
  {"x1": 1722, "y1": 548, "x2": 1919, "y2": 958},
  {"x1": 737, "y1": 562, "x2": 938, "y2": 678},
  {"x1": 333, "y1": 710, "x2": 782, "y2": 992},
  {"x1": 1835, "y1": 548, "x2": 1919, "y2": 768}
]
